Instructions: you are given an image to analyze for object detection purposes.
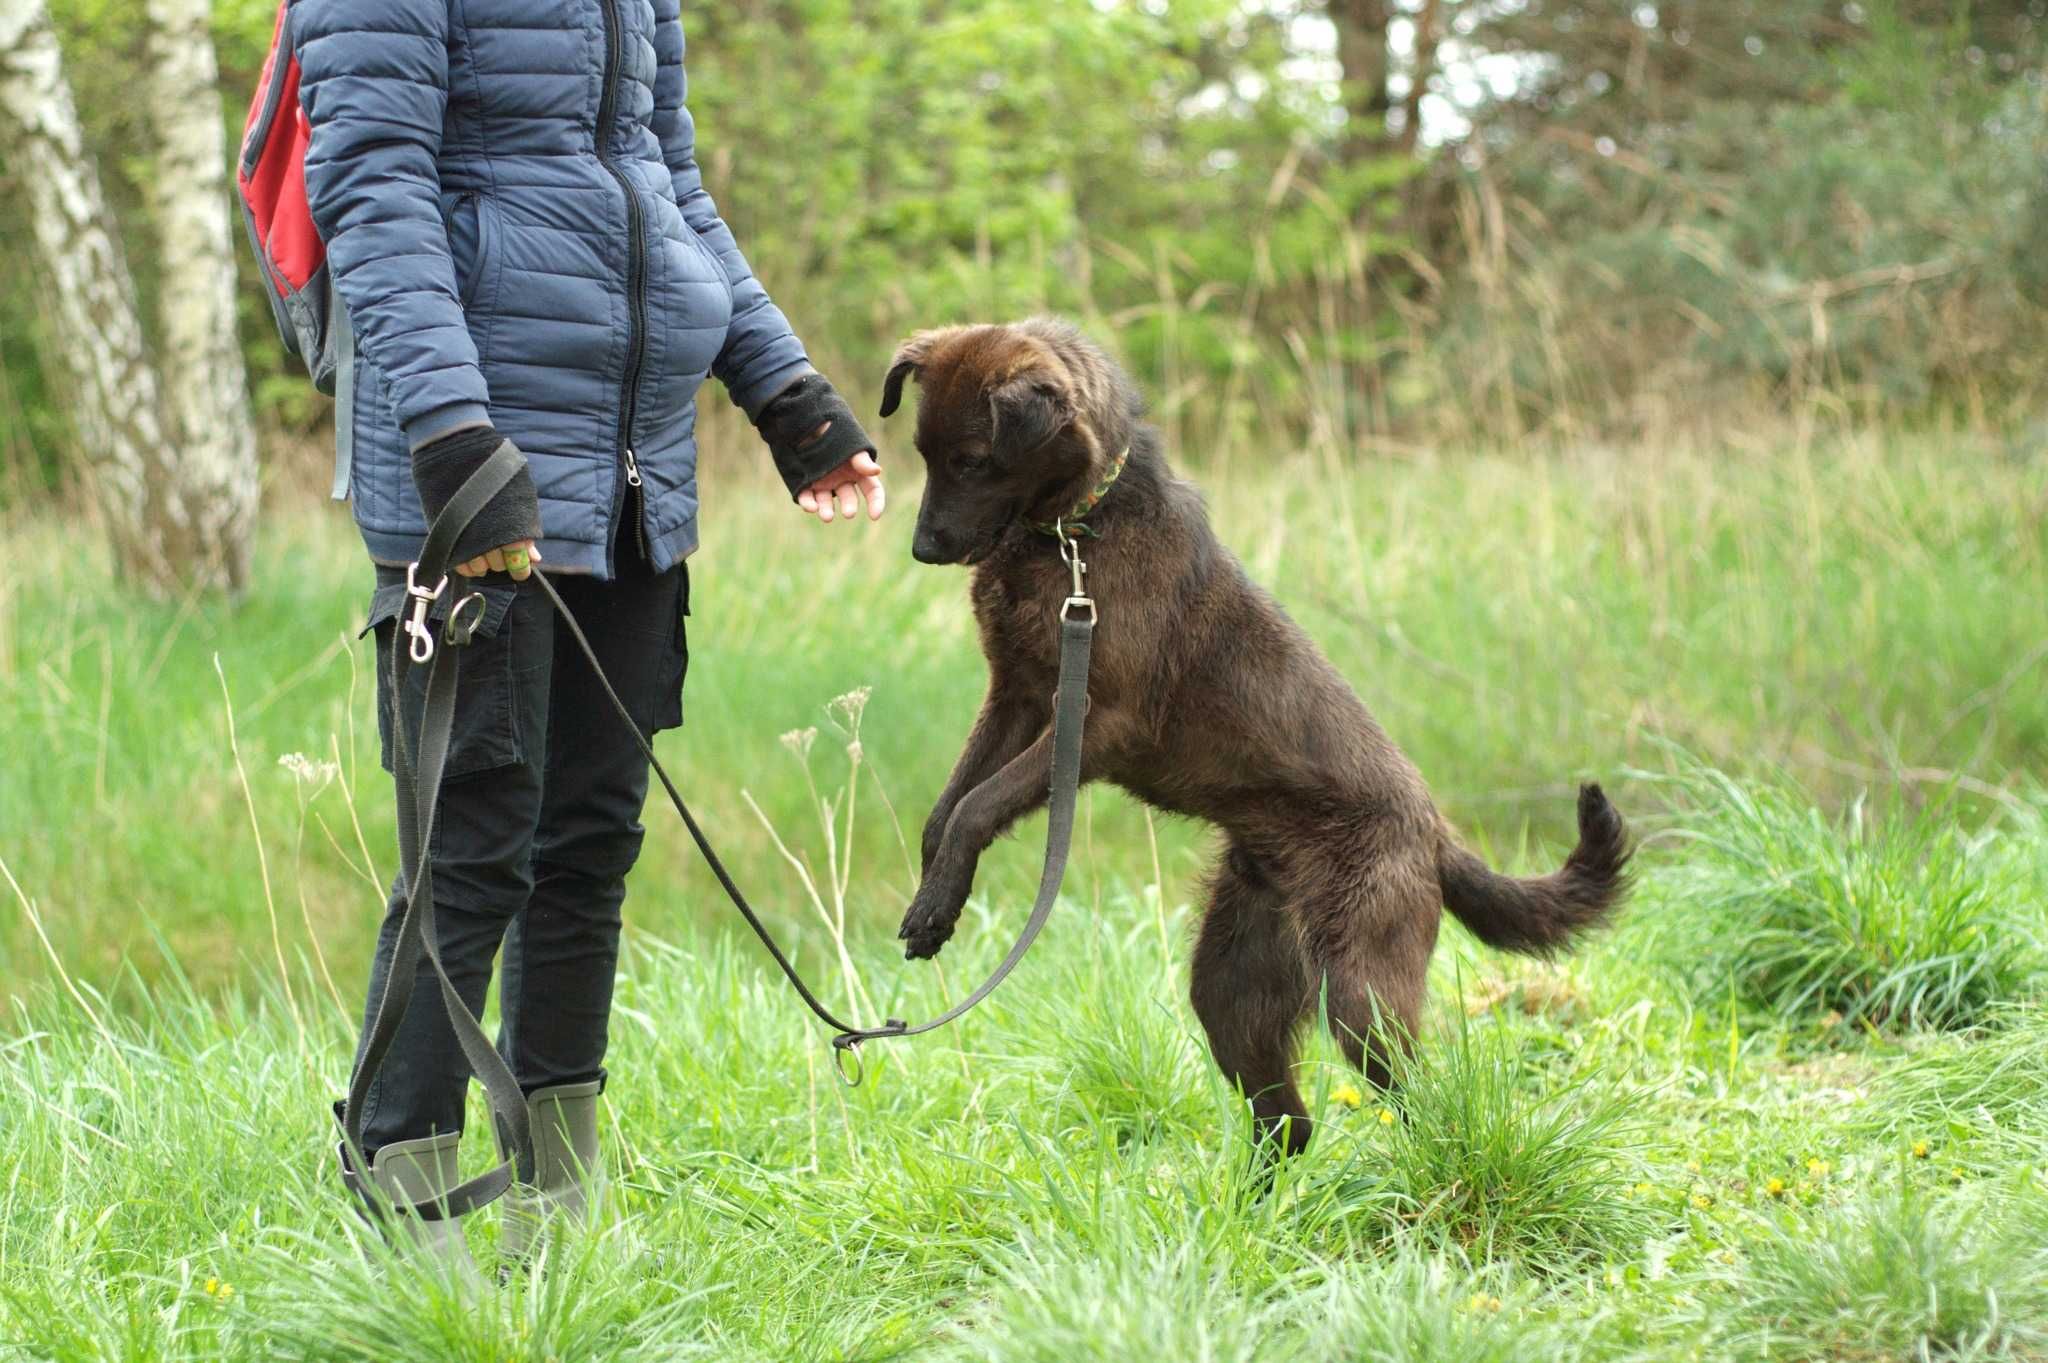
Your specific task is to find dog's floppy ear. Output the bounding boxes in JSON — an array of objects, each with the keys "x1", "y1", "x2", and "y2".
[
  {"x1": 879, "y1": 359, "x2": 918, "y2": 419},
  {"x1": 879, "y1": 328, "x2": 960, "y2": 418},
  {"x1": 989, "y1": 375, "x2": 1072, "y2": 460}
]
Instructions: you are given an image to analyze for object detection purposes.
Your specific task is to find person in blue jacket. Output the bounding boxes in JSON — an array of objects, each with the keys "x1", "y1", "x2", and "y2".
[{"x1": 291, "y1": 0, "x2": 885, "y2": 1270}]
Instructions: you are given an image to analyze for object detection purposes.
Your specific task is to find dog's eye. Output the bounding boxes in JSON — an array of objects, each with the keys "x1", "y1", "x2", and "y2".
[{"x1": 955, "y1": 445, "x2": 993, "y2": 471}]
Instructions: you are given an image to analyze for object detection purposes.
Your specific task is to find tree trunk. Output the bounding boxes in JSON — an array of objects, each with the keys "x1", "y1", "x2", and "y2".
[
  {"x1": 1330, "y1": 0, "x2": 1394, "y2": 160},
  {"x1": 143, "y1": 0, "x2": 258, "y2": 592},
  {"x1": 0, "y1": 0, "x2": 244, "y2": 594},
  {"x1": 1398, "y1": 0, "x2": 1442, "y2": 155}
]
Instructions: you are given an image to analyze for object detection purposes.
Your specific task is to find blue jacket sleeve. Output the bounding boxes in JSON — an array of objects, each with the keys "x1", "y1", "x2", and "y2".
[
  {"x1": 292, "y1": 0, "x2": 490, "y2": 451},
  {"x1": 650, "y1": 2, "x2": 812, "y2": 422}
]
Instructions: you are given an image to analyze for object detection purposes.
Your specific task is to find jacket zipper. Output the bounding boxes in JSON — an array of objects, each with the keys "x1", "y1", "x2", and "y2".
[{"x1": 596, "y1": 0, "x2": 651, "y2": 570}]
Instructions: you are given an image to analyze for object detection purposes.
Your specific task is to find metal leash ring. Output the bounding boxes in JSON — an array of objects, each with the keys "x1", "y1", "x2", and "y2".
[
  {"x1": 443, "y1": 591, "x2": 488, "y2": 647},
  {"x1": 830, "y1": 1018, "x2": 910, "y2": 1087},
  {"x1": 831, "y1": 1037, "x2": 866, "y2": 1087}
]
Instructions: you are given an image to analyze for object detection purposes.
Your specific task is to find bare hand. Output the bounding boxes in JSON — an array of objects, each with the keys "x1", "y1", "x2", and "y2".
[
  {"x1": 797, "y1": 444, "x2": 886, "y2": 524},
  {"x1": 455, "y1": 539, "x2": 541, "y2": 581}
]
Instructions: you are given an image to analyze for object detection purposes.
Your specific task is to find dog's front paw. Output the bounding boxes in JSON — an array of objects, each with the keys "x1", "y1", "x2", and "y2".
[{"x1": 898, "y1": 878, "x2": 968, "y2": 960}]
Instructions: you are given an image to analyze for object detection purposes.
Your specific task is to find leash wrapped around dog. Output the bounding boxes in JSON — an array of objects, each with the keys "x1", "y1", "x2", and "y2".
[{"x1": 337, "y1": 444, "x2": 1095, "y2": 1217}]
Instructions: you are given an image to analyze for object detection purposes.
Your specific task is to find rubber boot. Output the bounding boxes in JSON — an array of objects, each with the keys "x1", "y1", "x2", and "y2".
[
  {"x1": 370, "y1": 1131, "x2": 481, "y2": 1281},
  {"x1": 499, "y1": 1080, "x2": 603, "y2": 1265}
]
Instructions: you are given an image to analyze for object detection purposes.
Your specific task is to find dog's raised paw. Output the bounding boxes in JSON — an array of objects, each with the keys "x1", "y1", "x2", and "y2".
[
  {"x1": 898, "y1": 899, "x2": 959, "y2": 960},
  {"x1": 898, "y1": 911, "x2": 955, "y2": 960}
]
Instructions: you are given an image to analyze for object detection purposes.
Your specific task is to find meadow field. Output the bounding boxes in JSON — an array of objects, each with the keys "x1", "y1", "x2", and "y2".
[{"x1": 2, "y1": 431, "x2": 2046, "y2": 1361}]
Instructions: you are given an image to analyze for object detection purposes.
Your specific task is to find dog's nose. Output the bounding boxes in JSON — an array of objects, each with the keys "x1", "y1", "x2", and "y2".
[{"x1": 911, "y1": 532, "x2": 951, "y2": 565}]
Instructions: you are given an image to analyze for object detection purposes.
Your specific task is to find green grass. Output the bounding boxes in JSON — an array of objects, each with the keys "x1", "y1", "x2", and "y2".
[
  {"x1": 1642, "y1": 756, "x2": 2045, "y2": 1030},
  {"x1": 2, "y1": 432, "x2": 2047, "y2": 1359},
  {"x1": 1683, "y1": 1183, "x2": 2048, "y2": 1363}
]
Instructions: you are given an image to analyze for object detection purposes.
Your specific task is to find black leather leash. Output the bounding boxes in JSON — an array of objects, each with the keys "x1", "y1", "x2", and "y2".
[{"x1": 336, "y1": 444, "x2": 1097, "y2": 1218}]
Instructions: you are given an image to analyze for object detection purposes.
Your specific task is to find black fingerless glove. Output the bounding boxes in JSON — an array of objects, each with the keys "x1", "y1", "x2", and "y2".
[
  {"x1": 411, "y1": 425, "x2": 543, "y2": 565},
  {"x1": 755, "y1": 373, "x2": 877, "y2": 498}
]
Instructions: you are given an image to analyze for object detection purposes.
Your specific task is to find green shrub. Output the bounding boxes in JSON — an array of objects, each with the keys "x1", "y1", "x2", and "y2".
[{"x1": 1649, "y1": 762, "x2": 2041, "y2": 1030}]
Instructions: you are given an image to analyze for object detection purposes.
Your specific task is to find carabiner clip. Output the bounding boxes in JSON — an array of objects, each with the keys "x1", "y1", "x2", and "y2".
[
  {"x1": 1054, "y1": 520, "x2": 1095, "y2": 623},
  {"x1": 404, "y1": 562, "x2": 449, "y2": 665}
]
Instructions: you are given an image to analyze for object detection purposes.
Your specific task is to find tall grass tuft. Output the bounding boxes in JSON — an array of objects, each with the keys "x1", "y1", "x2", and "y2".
[
  {"x1": 1647, "y1": 760, "x2": 2041, "y2": 1031},
  {"x1": 1691, "y1": 1182, "x2": 2048, "y2": 1363},
  {"x1": 939, "y1": 1241, "x2": 1279, "y2": 1363},
  {"x1": 1857, "y1": 1008, "x2": 2048, "y2": 1163},
  {"x1": 1285, "y1": 1254, "x2": 1573, "y2": 1363},
  {"x1": 235, "y1": 1216, "x2": 715, "y2": 1363},
  {"x1": 1293, "y1": 1010, "x2": 1653, "y2": 1275}
]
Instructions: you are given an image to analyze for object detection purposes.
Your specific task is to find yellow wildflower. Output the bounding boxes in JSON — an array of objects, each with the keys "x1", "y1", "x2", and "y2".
[
  {"x1": 1331, "y1": 1084, "x2": 1363, "y2": 1109},
  {"x1": 1764, "y1": 1177, "x2": 1787, "y2": 1198},
  {"x1": 1465, "y1": 1292, "x2": 1504, "y2": 1314},
  {"x1": 1378, "y1": 1108, "x2": 1398, "y2": 1126},
  {"x1": 1685, "y1": 1159, "x2": 1702, "y2": 1174},
  {"x1": 1690, "y1": 1192, "x2": 1713, "y2": 1210},
  {"x1": 202, "y1": 1278, "x2": 233, "y2": 1301},
  {"x1": 1950, "y1": 1167, "x2": 1966, "y2": 1184},
  {"x1": 1805, "y1": 1158, "x2": 1830, "y2": 1178},
  {"x1": 1911, "y1": 1140, "x2": 1930, "y2": 1159}
]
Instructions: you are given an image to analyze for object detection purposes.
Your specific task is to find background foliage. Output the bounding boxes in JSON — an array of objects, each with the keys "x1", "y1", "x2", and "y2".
[{"x1": 3, "y1": 0, "x2": 2044, "y2": 503}]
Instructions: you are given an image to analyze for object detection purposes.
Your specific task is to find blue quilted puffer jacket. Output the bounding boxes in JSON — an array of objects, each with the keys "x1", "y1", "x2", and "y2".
[{"x1": 293, "y1": 0, "x2": 811, "y2": 577}]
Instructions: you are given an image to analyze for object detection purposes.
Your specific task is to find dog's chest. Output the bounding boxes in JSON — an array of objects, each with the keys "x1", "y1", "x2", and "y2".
[{"x1": 970, "y1": 557, "x2": 1065, "y2": 680}]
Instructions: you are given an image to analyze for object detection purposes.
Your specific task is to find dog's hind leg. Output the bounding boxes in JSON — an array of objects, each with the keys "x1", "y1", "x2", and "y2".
[
  {"x1": 1190, "y1": 843, "x2": 1315, "y2": 1159},
  {"x1": 1295, "y1": 852, "x2": 1438, "y2": 1093}
]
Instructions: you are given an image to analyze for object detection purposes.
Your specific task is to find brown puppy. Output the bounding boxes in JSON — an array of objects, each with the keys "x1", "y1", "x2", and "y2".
[{"x1": 881, "y1": 318, "x2": 1630, "y2": 1157}]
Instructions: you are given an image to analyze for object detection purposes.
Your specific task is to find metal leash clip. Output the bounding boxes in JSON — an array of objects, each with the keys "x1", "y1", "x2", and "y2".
[
  {"x1": 403, "y1": 562, "x2": 450, "y2": 664},
  {"x1": 1055, "y1": 519, "x2": 1096, "y2": 623}
]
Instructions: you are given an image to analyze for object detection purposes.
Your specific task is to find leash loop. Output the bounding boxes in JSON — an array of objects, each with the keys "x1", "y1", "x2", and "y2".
[{"x1": 338, "y1": 442, "x2": 536, "y2": 1225}]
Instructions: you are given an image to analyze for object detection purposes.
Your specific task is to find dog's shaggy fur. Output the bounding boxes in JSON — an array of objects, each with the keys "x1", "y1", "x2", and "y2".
[{"x1": 882, "y1": 319, "x2": 1631, "y2": 1156}]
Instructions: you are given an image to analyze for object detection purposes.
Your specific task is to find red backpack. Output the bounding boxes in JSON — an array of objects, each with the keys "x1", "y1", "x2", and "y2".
[{"x1": 237, "y1": 1, "x2": 336, "y2": 393}]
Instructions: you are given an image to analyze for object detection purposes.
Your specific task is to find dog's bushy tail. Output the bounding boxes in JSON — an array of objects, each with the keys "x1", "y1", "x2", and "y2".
[{"x1": 1436, "y1": 783, "x2": 1631, "y2": 955}]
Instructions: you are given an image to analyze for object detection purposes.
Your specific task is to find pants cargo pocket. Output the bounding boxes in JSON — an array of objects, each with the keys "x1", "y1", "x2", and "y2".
[
  {"x1": 651, "y1": 563, "x2": 689, "y2": 734},
  {"x1": 363, "y1": 574, "x2": 526, "y2": 779}
]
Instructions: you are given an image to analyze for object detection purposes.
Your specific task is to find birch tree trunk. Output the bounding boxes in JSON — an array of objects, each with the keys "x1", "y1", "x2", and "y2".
[
  {"x1": 0, "y1": 0, "x2": 247, "y2": 594},
  {"x1": 142, "y1": 0, "x2": 258, "y2": 592}
]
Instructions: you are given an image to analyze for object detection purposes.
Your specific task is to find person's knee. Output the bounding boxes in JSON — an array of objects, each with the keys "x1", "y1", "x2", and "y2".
[
  {"x1": 431, "y1": 844, "x2": 537, "y2": 914},
  {"x1": 535, "y1": 823, "x2": 645, "y2": 895}
]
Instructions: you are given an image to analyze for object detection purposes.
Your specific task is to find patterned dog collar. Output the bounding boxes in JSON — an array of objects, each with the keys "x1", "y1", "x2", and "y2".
[{"x1": 1027, "y1": 444, "x2": 1130, "y2": 539}]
